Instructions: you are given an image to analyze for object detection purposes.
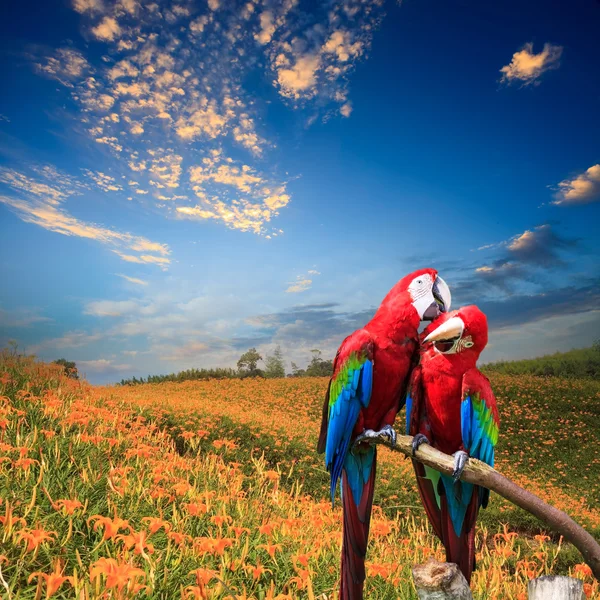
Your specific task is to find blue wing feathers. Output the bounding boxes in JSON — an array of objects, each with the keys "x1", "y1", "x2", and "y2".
[
  {"x1": 405, "y1": 394, "x2": 413, "y2": 435},
  {"x1": 459, "y1": 392, "x2": 498, "y2": 524},
  {"x1": 325, "y1": 358, "x2": 373, "y2": 506}
]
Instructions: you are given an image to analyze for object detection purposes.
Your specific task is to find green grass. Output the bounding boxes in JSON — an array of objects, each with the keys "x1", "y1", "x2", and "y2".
[{"x1": 483, "y1": 346, "x2": 600, "y2": 378}]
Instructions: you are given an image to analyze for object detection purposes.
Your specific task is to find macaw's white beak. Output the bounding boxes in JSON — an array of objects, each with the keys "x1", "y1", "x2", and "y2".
[
  {"x1": 422, "y1": 275, "x2": 452, "y2": 321},
  {"x1": 424, "y1": 316, "x2": 465, "y2": 343},
  {"x1": 434, "y1": 276, "x2": 451, "y2": 313}
]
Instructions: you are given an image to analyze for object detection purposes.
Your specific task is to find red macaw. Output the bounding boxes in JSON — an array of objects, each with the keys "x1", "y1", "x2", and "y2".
[
  {"x1": 317, "y1": 268, "x2": 451, "y2": 600},
  {"x1": 406, "y1": 305, "x2": 499, "y2": 583}
]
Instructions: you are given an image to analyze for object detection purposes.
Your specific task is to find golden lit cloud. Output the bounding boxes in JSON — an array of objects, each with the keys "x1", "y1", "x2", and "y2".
[
  {"x1": 553, "y1": 164, "x2": 600, "y2": 205},
  {"x1": 116, "y1": 273, "x2": 148, "y2": 285},
  {"x1": 92, "y1": 16, "x2": 122, "y2": 41},
  {"x1": 500, "y1": 42, "x2": 562, "y2": 85}
]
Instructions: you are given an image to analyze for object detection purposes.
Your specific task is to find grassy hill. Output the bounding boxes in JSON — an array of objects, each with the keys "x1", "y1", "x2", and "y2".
[
  {"x1": 483, "y1": 345, "x2": 600, "y2": 378},
  {"x1": 0, "y1": 351, "x2": 598, "y2": 599}
]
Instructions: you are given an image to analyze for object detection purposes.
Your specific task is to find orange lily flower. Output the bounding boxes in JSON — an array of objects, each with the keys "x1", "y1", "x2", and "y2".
[
  {"x1": 53, "y1": 499, "x2": 84, "y2": 515},
  {"x1": 142, "y1": 516, "x2": 172, "y2": 535},
  {"x1": 89, "y1": 557, "x2": 146, "y2": 593},
  {"x1": 117, "y1": 529, "x2": 155, "y2": 555},
  {"x1": 88, "y1": 514, "x2": 132, "y2": 540},
  {"x1": 28, "y1": 562, "x2": 73, "y2": 599},
  {"x1": 17, "y1": 528, "x2": 56, "y2": 554}
]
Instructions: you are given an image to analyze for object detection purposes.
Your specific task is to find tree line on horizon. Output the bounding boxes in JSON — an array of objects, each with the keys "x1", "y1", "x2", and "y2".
[
  {"x1": 49, "y1": 342, "x2": 599, "y2": 386},
  {"x1": 116, "y1": 347, "x2": 334, "y2": 386}
]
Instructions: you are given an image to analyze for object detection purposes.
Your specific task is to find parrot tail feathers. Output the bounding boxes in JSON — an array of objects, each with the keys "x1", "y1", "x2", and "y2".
[
  {"x1": 339, "y1": 449, "x2": 377, "y2": 600},
  {"x1": 440, "y1": 485, "x2": 480, "y2": 584},
  {"x1": 412, "y1": 461, "x2": 444, "y2": 541}
]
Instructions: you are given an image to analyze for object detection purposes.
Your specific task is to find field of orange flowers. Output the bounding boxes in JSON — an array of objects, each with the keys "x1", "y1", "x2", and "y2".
[{"x1": 0, "y1": 350, "x2": 598, "y2": 599}]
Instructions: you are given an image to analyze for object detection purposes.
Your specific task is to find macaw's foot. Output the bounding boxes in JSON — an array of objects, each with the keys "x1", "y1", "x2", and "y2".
[
  {"x1": 412, "y1": 433, "x2": 430, "y2": 457},
  {"x1": 452, "y1": 450, "x2": 469, "y2": 483},
  {"x1": 354, "y1": 424, "x2": 397, "y2": 448}
]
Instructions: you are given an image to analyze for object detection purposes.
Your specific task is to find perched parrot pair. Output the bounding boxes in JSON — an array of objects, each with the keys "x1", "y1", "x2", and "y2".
[{"x1": 317, "y1": 268, "x2": 499, "y2": 599}]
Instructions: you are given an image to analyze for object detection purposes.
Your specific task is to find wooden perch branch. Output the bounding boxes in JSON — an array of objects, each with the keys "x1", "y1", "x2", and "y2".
[{"x1": 366, "y1": 433, "x2": 600, "y2": 580}]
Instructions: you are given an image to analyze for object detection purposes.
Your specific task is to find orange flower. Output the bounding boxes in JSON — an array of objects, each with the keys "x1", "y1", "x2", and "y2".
[
  {"x1": 28, "y1": 562, "x2": 73, "y2": 599},
  {"x1": 117, "y1": 529, "x2": 155, "y2": 555},
  {"x1": 89, "y1": 557, "x2": 146, "y2": 593},
  {"x1": 53, "y1": 499, "x2": 84, "y2": 515},
  {"x1": 189, "y1": 567, "x2": 218, "y2": 585},
  {"x1": 142, "y1": 516, "x2": 171, "y2": 535},
  {"x1": 231, "y1": 526, "x2": 250, "y2": 537},
  {"x1": 259, "y1": 543, "x2": 283, "y2": 559},
  {"x1": 185, "y1": 502, "x2": 208, "y2": 516},
  {"x1": 88, "y1": 514, "x2": 131, "y2": 540},
  {"x1": 17, "y1": 527, "x2": 56, "y2": 553},
  {"x1": 293, "y1": 553, "x2": 312, "y2": 568},
  {"x1": 367, "y1": 562, "x2": 392, "y2": 578},
  {"x1": 247, "y1": 561, "x2": 271, "y2": 581},
  {"x1": 574, "y1": 563, "x2": 593, "y2": 578},
  {"x1": 258, "y1": 522, "x2": 275, "y2": 536},
  {"x1": 371, "y1": 521, "x2": 393, "y2": 537}
]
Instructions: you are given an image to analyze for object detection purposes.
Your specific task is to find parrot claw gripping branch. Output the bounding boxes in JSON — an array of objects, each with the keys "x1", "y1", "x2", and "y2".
[{"x1": 318, "y1": 272, "x2": 600, "y2": 599}]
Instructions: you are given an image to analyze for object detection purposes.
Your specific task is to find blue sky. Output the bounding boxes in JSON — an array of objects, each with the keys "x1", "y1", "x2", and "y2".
[{"x1": 0, "y1": 0, "x2": 599, "y2": 383}]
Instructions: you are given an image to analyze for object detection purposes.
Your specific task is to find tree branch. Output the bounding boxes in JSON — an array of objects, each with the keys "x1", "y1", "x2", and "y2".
[{"x1": 366, "y1": 433, "x2": 600, "y2": 579}]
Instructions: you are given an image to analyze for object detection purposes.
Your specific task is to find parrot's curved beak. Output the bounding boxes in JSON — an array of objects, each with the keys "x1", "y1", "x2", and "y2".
[
  {"x1": 424, "y1": 315, "x2": 465, "y2": 353},
  {"x1": 423, "y1": 276, "x2": 451, "y2": 321}
]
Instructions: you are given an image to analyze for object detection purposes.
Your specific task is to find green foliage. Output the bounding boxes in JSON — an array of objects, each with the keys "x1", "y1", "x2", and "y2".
[
  {"x1": 119, "y1": 366, "x2": 239, "y2": 386},
  {"x1": 290, "y1": 350, "x2": 333, "y2": 378},
  {"x1": 53, "y1": 357, "x2": 79, "y2": 379},
  {"x1": 237, "y1": 347, "x2": 263, "y2": 377},
  {"x1": 264, "y1": 346, "x2": 286, "y2": 378},
  {"x1": 482, "y1": 346, "x2": 600, "y2": 379}
]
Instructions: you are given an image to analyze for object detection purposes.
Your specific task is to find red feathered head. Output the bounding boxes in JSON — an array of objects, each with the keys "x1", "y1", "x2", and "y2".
[
  {"x1": 380, "y1": 268, "x2": 452, "y2": 321},
  {"x1": 422, "y1": 304, "x2": 488, "y2": 357}
]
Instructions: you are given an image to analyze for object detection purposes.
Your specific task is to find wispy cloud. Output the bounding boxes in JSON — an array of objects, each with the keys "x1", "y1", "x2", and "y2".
[
  {"x1": 552, "y1": 164, "x2": 600, "y2": 206},
  {"x1": 453, "y1": 224, "x2": 579, "y2": 298},
  {"x1": 116, "y1": 273, "x2": 148, "y2": 285},
  {"x1": 0, "y1": 306, "x2": 51, "y2": 328},
  {"x1": 0, "y1": 166, "x2": 171, "y2": 267},
  {"x1": 27, "y1": 331, "x2": 104, "y2": 354},
  {"x1": 500, "y1": 42, "x2": 562, "y2": 86},
  {"x1": 78, "y1": 358, "x2": 131, "y2": 372}
]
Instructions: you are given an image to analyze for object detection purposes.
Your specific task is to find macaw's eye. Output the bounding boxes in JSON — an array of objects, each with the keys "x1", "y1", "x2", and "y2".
[
  {"x1": 417, "y1": 279, "x2": 423, "y2": 284},
  {"x1": 464, "y1": 341, "x2": 474, "y2": 348}
]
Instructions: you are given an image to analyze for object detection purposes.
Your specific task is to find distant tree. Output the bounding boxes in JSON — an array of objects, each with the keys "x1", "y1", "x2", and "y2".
[
  {"x1": 264, "y1": 346, "x2": 286, "y2": 378},
  {"x1": 53, "y1": 358, "x2": 79, "y2": 380},
  {"x1": 290, "y1": 362, "x2": 306, "y2": 377},
  {"x1": 305, "y1": 349, "x2": 334, "y2": 377},
  {"x1": 237, "y1": 348, "x2": 263, "y2": 376}
]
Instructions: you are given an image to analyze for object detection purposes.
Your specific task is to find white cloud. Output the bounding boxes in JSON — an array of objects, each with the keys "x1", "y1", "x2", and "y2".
[
  {"x1": 83, "y1": 170, "x2": 123, "y2": 192},
  {"x1": 78, "y1": 358, "x2": 131, "y2": 372},
  {"x1": 73, "y1": 0, "x2": 104, "y2": 13},
  {"x1": 179, "y1": 153, "x2": 290, "y2": 235},
  {"x1": 276, "y1": 54, "x2": 321, "y2": 99},
  {"x1": 0, "y1": 167, "x2": 170, "y2": 268},
  {"x1": 553, "y1": 164, "x2": 600, "y2": 206},
  {"x1": 116, "y1": 273, "x2": 148, "y2": 285},
  {"x1": 286, "y1": 269, "x2": 320, "y2": 293},
  {"x1": 92, "y1": 17, "x2": 122, "y2": 41},
  {"x1": 0, "y1": 167, "x2": 78, "y2": 205},
  {"x1": 0, "y1": 306, "x2": 51, "y2": 328},
  {"x1": 340, "y1": 102, "x2": 352, "y2": 117},
  {"x1": 36, "y1": 48, "x2": 90, "y2": 87},
  {"x1": 27, "y1": 331, "x2": 104, "y2": 354},
  {"x1": 500, "y1": 42, "x2": 562, "y2": 86}
]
